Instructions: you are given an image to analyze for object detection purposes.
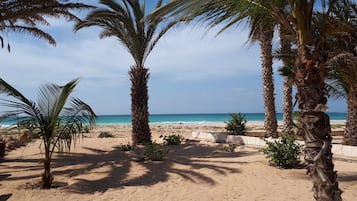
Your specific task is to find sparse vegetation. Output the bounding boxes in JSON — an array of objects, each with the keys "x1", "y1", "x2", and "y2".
[
  {"x1": 142, "y1": 143, "x2": 166, "y2": 161},
  {"x1": 161, "y1": 134, "x2": 184, "y2": 145},
  {"x1": 120, "y1": 143, "x2": 132, "y2": 152},
  {"x1": 225, "y1": 113, "x2": 247, "y2": 135},
  {"x1": 81, "y1": 125, "x2": 91, "y2": 133},
  {"x1": 224, "y1": 143, "x2": 238, "y2": 152},
  {"x1": 262, "y1": 134, "x2": 302, "y2": 169},
  {"x1": 98, "y1": 131, "x2": 114, "y2": 138}
]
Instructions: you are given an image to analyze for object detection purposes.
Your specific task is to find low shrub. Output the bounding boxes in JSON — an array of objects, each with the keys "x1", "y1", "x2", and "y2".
[
  {"x1": 162, "y1": 135, "x2": 184, "y2": 145},
  {"x1": 81, "y1": 125, "x2": 91, "y2": 133},
  {"x1": 120, "y1": 143, "x2": 132, "y2": 152},
  {"x1": 225, "y1": 113, "x2": 247, "y2": 135},
  {"x1": 224, "y1": 143, "x2": 238, "y2": 152},
  {"x1": 262, "y1": 134, "x2": 302, "y2": 169},
  {"x1": 98, "y1": 131, "x2": 114, "y2": 138},
  {"x1": 143, "y1": 143, "x2": 166, "y2": 161}
]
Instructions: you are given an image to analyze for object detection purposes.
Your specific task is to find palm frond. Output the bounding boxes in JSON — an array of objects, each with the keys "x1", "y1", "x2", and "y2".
[
  {"x1": 0, "y1": 0, "x2": 94, "y2": 48},
  {"x1": 0, "y1": 79, "x2": 33, "y2": 107},
  {"x1": 75, "y1": 0, "x2": 184, "y2": 66},
  {"x1": 3, "y1": 25, "x2": 56, "y2": 46}
]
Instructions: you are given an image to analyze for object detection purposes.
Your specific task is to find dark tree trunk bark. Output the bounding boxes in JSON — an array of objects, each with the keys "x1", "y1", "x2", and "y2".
[
  {"x1": 0, "y1": 137, "x2": 5, "y2": 157},
  {"x1": 343, "y1": 89, "x2": 357, "y2": 146},
  {"x1": 41, "y1": 153, "x2": 53, "y2": 189},
  {"x1": 295, "y1": 45, "x2": 342, "y2": 201},
  {"x1": 260, "y1": 27, "x2": 278, "y2": 138},
  {"x1": 279, "y1": 28, "x2": 294, "y2": 134},
  {"x1": 129, "y1": 65, "x2": 151, "y2": 145},
  {"x1": 282, "y1": 77, "x2": 293, "y2": 133}
]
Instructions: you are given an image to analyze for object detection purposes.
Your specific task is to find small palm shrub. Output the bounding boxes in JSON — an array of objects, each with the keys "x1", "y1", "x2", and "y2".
[
  {"x1": 98, "y1": 131, "x2": 114, "y2": 138},
  {"x1": 120, "y1": 143, "x2": 132, "y2": 152},
  {"x1": 161, "y1": 135, "x2": 184, "y2": 145},
  {"x1": 143, "y1": 143, "x2": 166, "y2": 161},
  {"x1": 262, "y1": 134, "x2": 302, "y2": 169},
  {"x1": 224, "y1": 143, "x2": 238, "y2": 152},
  {"x1": 225, "y1": 113, "x2": 247, "y2": 135},
  {"x1": 81, "y1": 125, "x2": 91, "y2": 133}
]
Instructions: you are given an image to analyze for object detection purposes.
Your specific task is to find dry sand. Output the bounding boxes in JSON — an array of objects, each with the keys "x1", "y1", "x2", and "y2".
[{"x1": 1, "y1": 123, "x2": 356, "y2": 201}]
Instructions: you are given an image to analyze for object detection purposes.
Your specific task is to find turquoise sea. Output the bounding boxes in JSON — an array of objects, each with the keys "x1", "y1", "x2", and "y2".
[
  {"x1": 0, "y1": 113, "x2": 346, "y2": 126},
  {"x1": 94, "y1": 112, "x2": 347, "y2": 125}
]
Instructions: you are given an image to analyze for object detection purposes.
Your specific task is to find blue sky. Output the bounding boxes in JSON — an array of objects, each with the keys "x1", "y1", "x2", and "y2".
[{"x1": 0, "y1": 0, "x2": 347, "y2": 115}]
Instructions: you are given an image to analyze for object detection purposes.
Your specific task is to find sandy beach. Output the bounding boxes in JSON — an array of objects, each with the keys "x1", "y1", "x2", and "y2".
[{"x1": 1, "y1": 123, "x2": 356, "y2": 201}]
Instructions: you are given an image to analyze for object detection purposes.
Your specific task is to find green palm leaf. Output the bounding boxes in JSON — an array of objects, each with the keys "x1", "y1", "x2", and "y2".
[{"x1": 0, "y1": 78, "x2": 96, "y2": 189}]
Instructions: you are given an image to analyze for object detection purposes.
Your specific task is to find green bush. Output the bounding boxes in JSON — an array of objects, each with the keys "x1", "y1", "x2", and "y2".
[
  {"x1": 120, "y1": 143, "x2": 132, "y2": 152},
  {"x1": 143, "y1": 143, "x2": 166, "y2": 161},
  {"x1": 225, "y1": 113, "x2": 247, "y2": 135},
  {"x1": 162, "y1": 134, "x2": 184, "y2": 145},
  {"x1": 224, "y1": 143, "x2": 238, "y2": 152},
  {"x1": 81, "y1": 125, "x2": 91, "y2": 133},
  {"x1": 98, "y1": 131, "x2": 114, "y2": 138},
  {"x1": 262, "y1": 134, "x2": 302, "y2": 169}
]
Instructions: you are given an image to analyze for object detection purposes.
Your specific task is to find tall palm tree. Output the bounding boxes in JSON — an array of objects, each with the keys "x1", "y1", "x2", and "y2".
[
  {"x1": 328, "y1": 53, "x2": 357, "y2": 145},
  {"x1": 276, "y1": 27, "x2": 296, "y2": 134},
  {"x1": 270, "y1": 1, "x2": 343, "y2": 200},
  {"x1": 148, "y1": 0, "x2": 343, "y2": 200},
  {"x1": 0, "y1": 0, "x2": 93, "y2": 51},
  {"x1": 0, "y1": 78, "x2": 96, "y2": 189},
  {"x1": 149, "y1": 0, "x2": 279, "y2": 137},
  {"x1": 245, "y1": 8, "x2": 278, "y2": 137},
  {"x1": 74, "y1": 0, "x2": 184, "y2": 145},
  {"x1": 326, "y1": 0, "x2": 357, "y2": 146}
]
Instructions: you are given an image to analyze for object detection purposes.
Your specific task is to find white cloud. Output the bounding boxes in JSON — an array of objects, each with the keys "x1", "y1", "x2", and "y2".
[
  {"x1": 147, "y1": 25, "x2": 261, "y2": 81},
  {"x1": 0, "y1": 17, "x2": 347, "y2": 115}
]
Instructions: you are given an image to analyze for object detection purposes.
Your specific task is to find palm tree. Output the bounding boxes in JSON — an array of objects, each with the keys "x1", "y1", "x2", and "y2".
[
  {"x1": 328, "y1": 53, "x2": 357, "y2": 145},
  {"x1": 149, "y1": 0, "x2": 279, "y2": 137},
  {"x1": 74, "y1": 0, "x2": 184, "y2": 145},
  {"x1": 270, "y1": 1, "x2": 344, "y2": 200},
  {"x1": 148, "y1": 0, "x2": 343, "y2": 200},
  {"x1": 276, "y1": 27, "x2": 296, "y2": 134},
  {"x1": 0, "y1": 0, "x2": 93, "y2": 51},
  {"x1": 326, "y1": 0, "x2": 357, "y2": 146},
  {"x1": 0, "y1": 78, "x2": 96, "y2": 189},
  {"x1": 244, "y1": 7, "x2": 278, "y2": 137}
]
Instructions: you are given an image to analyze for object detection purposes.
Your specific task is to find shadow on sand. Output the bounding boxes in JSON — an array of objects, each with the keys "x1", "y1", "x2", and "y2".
[
  {"x1": 61, "y1": 141, "x2": 255, "y2": 194},
  {"x1": 1, "y1": 140, "x2": 258, "y2": 194}
]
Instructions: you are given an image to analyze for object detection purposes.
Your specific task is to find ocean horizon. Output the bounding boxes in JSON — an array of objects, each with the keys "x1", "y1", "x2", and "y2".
[
  {"x1": 94, "y1": 112, "x2": 347, "y2": 125},
  {"x1": 0, "y1": 112, "x2": 347, "y2": 126}
]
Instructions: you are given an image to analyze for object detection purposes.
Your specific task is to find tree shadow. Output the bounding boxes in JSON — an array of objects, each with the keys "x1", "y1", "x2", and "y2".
[
  {"x1": 0, "y1": 194, "x2": 12, "y2": 201},
  {"x1": 1, "y1": 141, "x2": 257, "y2": 195},
  {"x1": 65, "y1": 142, "x2": 255, "y2": 194},
  {"x1": 338, "y1": 172, "x2": 357, "y2": 182}
]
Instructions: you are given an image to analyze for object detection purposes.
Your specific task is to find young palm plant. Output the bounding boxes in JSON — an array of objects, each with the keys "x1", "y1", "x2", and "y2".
[
  {"x1": 0, "y1": 0, "x2": 93, "y2": 51},
  {"x1": 74, "y1": 0, "x2": 184, "y2": 145},
  {"x1": 0, "y1": 78, "x2": 96, "y2": 189}
]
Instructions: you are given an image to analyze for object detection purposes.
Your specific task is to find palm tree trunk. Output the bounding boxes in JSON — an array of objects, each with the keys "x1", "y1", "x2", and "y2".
[
  {"x1": 296, "y1": 45, "x2": 342, "y2": 201},
  {"x1": 0, "y1": 137, "x2": 5, "y2": 157},
  {"x1": 282, "y1": 77, "x2": 293, "y2": 133},
  {"x1": 129, "y1": 65, "x2": 151, "y2": 145},
  {"x1": 41, "y1": 151, "x2": 53, "y2": 189},
  {"x1": 260, "y1": 27, "x2": 278, "y2": 137},
  {"x1": 343, "y1": 89, "x2": 357, "y2": 146},
  {"x1": 279, "y1": 28, "x2": 293, "y2": 134}
]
